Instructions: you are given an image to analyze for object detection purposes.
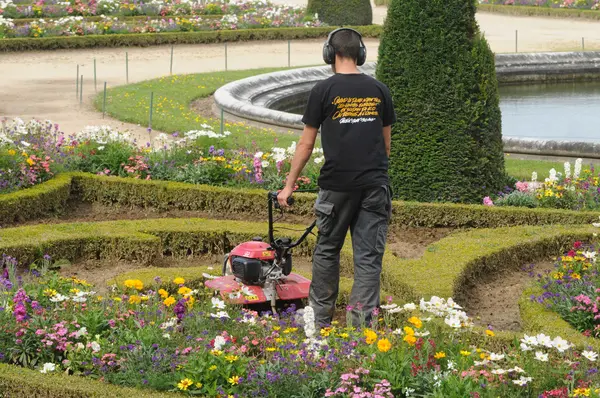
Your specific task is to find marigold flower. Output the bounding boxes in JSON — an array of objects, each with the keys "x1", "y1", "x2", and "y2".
[
  {"x1": 434, "y1": 352, "x2": 446, "y2": 359},
  {"x1": 407, "y1": 317, "x2": 422, "y2": 329},
  {"x1": 177, "y1": 378, "x2": 193, "y2": 391},
  {"x1": 173, "y1": 277, "x2": 185, "y2": 285},
  {"x1": 124, "y1": 279, "x2": 144, "y2": 291},
  {"x1": 178, "y1": 287, "x2": 192, "y2": 296},
  {"x1": 485, "y1": 330, "x2": 495, "y2": 337},
  {"x1": 195, "y1": 382, "x2": 202, "y2": 389},
  {"x1": 364, "y1": 329, "x2": 377, "y2": 345},
  {"x1": 403, "y1": 335, "x2": 417, "y2": 346},
  {"x1": 403, "y1": 326, "x2": 415, "y2": 336},
  {"x1": 128, "y1": 295, "x2": 142, "y2": 305},
  {"x1": 163, "y1": 296, "x2": 176, "y2": 307},
  {"x1": 377, "y1": 338, "x2": 392, "y2": 353},
  {"x1": 158, "y1": 289, "x2": 169, "y2": 299}
]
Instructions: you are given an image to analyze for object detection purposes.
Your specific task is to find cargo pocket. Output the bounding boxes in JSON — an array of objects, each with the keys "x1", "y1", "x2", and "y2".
[
  {"x1": 376, "y1": 222, "x2": 388, "y2": 254},
  {"x1": 315, "y1": 200, "x2": 335, "y2": 236}
]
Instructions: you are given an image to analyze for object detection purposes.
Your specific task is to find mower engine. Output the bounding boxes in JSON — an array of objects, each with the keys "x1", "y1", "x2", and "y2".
[{"x1": 227, "y1": 239, "x2": 292, "y2": 285}]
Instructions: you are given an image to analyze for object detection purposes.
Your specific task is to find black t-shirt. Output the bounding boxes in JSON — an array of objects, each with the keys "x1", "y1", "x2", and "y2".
[{"x1": 302, "y1": 73, "x2": 396, "y2": 192}]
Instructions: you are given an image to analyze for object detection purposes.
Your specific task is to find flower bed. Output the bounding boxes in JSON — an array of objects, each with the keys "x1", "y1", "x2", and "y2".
[
  {"x1": 487, "y1": 159, "x2": 600, "y2": 211},
  {"x1": 1, "y1": 255, "x2": 600, "y2": 397},
  {"x1": 531, "y1": 240, "x2": 600, "y2": 338},
  {"x1": 0, "y1": 118, "x2": 322, "y2": 194},
  {"x1": 479, "y1": 0, "x2": 600, "y2": 10}
]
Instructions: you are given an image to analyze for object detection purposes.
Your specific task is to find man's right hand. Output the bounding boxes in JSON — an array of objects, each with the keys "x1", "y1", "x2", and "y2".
[{"x1": 277, "y1": 187, "x2": 294, "y2": 209}]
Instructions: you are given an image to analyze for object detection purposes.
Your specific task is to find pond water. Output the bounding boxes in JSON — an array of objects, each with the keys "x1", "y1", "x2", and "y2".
[{"x1": 499, "y1": 81, "x2": 600, "y2": 143}]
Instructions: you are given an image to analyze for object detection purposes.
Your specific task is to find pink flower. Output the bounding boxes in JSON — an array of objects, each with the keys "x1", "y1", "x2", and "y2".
[
  {"x1": 515, "y1": 181, "x2": 529, "y2": 192},
  {"x1": 483, "y1": 196, "x2": 494, "y2": 206}
]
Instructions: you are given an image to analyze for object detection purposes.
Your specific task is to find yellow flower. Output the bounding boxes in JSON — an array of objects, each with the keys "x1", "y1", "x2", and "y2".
[
  {"x1": 434, "y1": 352, "x2": 446, "y2": 359},
  {"x1": 573, "y1": 388, "x2": 591, "y2": 397},
  {"x1": 572, "y1": 273, "x2": 581, "y2": 280},
  {"x1": 163, "y1": 296, "x2": 176, "y2": 307},
  {"x1": 403, "y1": 335, "x2": 417, "y2": 346},
  {"x1": 113, "y1": 297, "x2": 122, "y2": 302},
  {"x1": 124, "y1": 279, "x2": 144, "y2": 291},
  {"x1": 7, "y1": 149, "x2": 15, "y2": 156},
  {"x1": 228, "y1": 375, "x2": 241, "y2": 385},
  {"x1": 272, "y1": 326, "x2": 281, "y2": 331},
  {"x1": 186, "y1": 296, "x2": 195, "y2": 309},
  {"x1": 211, "y1": 349, "x2": 223, "y2": 356},
  {"x1": 129, "y1": 295, "x2": 142, "y2": 305},
  {"x1": 97, "y1": 296, "x2": 103, "y2": 302},
  {"x1": 321, "y1": 327, "x2": 333, "y2": 337},
  {"x1": 364, "y1": 328, "x2": 378, "y2": 345},
  {"x1": 485, "y1": 330, "x2": 495, "y2": 337},
  {"x1": 460, "y1": 350, "x2": 472, "y2": 356},
  {"x1": 70, "y1": 288, "x2": 80, "y2": 294},
  {"x1": 209, "y1": 365, "x2": 217, "y2": 371},
  {"x1": 225, "y1": 355, "x2": 238, "y2": 363},
  {"x1": 338, "y1": 333, "x2": 349, "y2": 339},
  {"x1": 43, "y1": 289, "x2": 57, "y2": 297},
  {"x1": 403, "y1": 326, "x2": 415, "y2": 336},
  {"x1": 177, "y1": 378, "x2": 193, "y2": 391},
  {"x1": 26, "y1": 158, "x2": 34, "y2": 166},
  {"x1": 195, "y1": 382, "x2": 202, "y2": 389},
  {"x1": 283, "y1": 327, "x2": 298, "y2": 334},
  {"x1": 178, "y1": 287, "x2": 192, "y2": 296},
  {"x1": 266, "y1": 347, "x2": 276, "y2": 352},
  {"x1": 407, "y1": 317, "x2": 422, "y2": 329},
  {"x1": 173, "y1": 277, "x2": 185, "y2": 285},
  {"x1": 158, "y1": 289, "x2": 169, "y2": 299},
  {"x1": 377, "y1": 338, "x2": 392, "y2": 353}
]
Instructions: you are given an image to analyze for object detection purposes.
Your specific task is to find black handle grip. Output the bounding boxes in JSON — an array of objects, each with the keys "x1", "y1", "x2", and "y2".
[{"x1": 271, "y1": 192, "x2": 294, "y2": 209}]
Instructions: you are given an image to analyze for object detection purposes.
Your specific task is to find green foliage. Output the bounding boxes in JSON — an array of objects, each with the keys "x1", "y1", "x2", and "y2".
[
  {"x1": 376, "y1": 0, "x2": 506, "y2": 204},
  {"x1": 478, "y1": 4, "x2": 600, "y2": 20},
  {"x1": 307, "y1": 0, "x2": 373, "y2": 26},
  {"x1": 494, "y1": 191, "x2": 538, "y2": 208},
  {"x1": 0, "y1": 26, "x2": 383, "y2": 52}
]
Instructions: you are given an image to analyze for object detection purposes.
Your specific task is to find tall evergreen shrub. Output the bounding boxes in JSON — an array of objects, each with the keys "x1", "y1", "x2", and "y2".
[{"x1": 376, "y1": 0, "x2": 505, "y2": 203}]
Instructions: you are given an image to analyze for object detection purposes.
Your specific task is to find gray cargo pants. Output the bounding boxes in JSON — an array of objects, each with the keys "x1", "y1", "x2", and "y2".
[{"x1": 309, "y1": 184, "x2": 392, "y2": 328}]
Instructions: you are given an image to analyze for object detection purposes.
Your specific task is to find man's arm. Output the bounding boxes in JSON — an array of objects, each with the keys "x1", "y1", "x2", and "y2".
[
  {"x1": 383, "y1": 125, "x2": 391, "y2": 158},
  {"x1": 277, "y1": 125, "x2": 319, "y2": 208}
]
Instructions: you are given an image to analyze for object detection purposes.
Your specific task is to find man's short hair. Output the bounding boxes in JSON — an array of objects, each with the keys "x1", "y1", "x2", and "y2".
[{"x1": 331, "y1": 29, "x2": 362, "y2": 62}]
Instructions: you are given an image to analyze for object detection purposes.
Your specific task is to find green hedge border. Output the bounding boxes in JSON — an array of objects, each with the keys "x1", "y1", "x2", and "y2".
[
  {"x1": 477, "y1": 4, "x2": 600, "y2": 20},
  {"x1": 3, "y1": 172, "x2": 600, "y2": 229},
  {"x1": 0, "y1": 25, "x2": 383, "y2": 52}
]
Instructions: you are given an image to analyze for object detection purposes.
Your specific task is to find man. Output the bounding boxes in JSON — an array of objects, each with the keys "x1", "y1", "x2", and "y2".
[{"x1": 277, "y1": 28, "x2": 396, "y2": 328}]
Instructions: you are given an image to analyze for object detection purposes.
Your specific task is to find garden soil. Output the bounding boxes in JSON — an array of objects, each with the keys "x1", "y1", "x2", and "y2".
[
  {"x1": 463, "y1": 259, "x2": 557, "y2": 332},
  {"x1": 1, "y1": 10, "x2": 599, "y2": 141}
]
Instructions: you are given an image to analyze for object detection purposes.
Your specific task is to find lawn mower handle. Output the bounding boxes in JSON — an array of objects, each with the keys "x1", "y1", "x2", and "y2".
[{"x1": 267, "y1": 190, "x2": 318, "y2": 249}]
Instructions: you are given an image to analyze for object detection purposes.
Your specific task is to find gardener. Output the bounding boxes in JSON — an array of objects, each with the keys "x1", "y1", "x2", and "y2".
[{"x1": 277, "y1": 28, "x2": 397, "y2": 328}]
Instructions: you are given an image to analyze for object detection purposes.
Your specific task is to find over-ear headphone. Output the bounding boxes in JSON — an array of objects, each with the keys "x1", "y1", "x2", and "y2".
[{"x1": 322, "y1": 28, "x2": 367, "y2": 66}]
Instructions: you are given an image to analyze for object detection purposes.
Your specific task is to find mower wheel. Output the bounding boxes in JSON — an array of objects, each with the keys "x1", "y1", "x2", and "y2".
[{"x1": 222, "y1": 254, "x2": 232, "y2": 276}]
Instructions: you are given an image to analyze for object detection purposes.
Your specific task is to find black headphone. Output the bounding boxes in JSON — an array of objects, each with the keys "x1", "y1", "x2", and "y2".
[{"x1": 322, "y1": 27, "x2": 367, "y2": 66}]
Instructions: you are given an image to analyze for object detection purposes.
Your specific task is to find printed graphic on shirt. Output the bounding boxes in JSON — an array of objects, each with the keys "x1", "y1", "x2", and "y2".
[{"x1": 331, "y1": 96, "x2": 380, "y2": 124}]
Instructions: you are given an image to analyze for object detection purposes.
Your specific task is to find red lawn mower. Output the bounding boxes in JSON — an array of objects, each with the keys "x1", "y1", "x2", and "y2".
[{"x1": 204, "y1": 191, "x2": 317, "y2": 315}]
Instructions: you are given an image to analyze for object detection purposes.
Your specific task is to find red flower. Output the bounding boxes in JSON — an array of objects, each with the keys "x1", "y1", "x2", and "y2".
[
  {"x1": 574, "y1": 241, "x2": 582, "y2": 249},
  {"x1": 567, "y1": 250, "x2": 576, "y2": 257}
]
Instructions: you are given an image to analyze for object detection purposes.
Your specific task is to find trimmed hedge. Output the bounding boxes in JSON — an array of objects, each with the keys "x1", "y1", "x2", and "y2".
[
  {"x1": 0, "y1": 174, "x2": 72, "y2": 226},
  {"x1": 376, "y1": 0, "x2": 506, "y2": 204},
  {"x1": 0, "y1": 25, "x2": 383, "y2": 52},
  {"x1": 4, "y1": 172, "x2": 600, "y2": 228},
  {"x1": 477, "y1": 4, "x2": 600, "y2": 20},
  {"x1": 519, "y1": 285, "x2": 600, "y2": 351},
  {"x1": 307, "y1": 0, "x2": 373, "y2": 26},
  {"x1": 0, "y1": 363, "x2": 175, "y2": 397}
]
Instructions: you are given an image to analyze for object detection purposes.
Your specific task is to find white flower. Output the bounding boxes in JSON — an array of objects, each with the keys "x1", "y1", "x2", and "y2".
[
  {"x1": 314, "y1": 156, "x2": 324, "y2": 164},
  {"x1": 286, "y1": 142, "x2": 296, "y2": 155},
  {"x1": 444, "y1": 316, "x2": 462, "y2": 328},
  {"x1": 509, "y1": 366, "x2": 526, "y2": 373},
  {"x1": 583, "y1": 251, "x2": 597, "y2": 261},
  {"x1": 531, "y1": 172, "x2": 538, "y2": 183},
  {"x1": 513, "y1": 376, "x2": 533, "y2": 386},
  {"x1": 211, "y1": 297, "x2": 226, "y2": 309},
  {"x1": 229, "y1": 291, "x2": 241, "y2": 300},
  {"x1": 536, "y1": 333, "x2": 553, "y2": 348},
  {"x1": 72, "y1": 296, "x2": 87, "y2": 303},
  {"x1": 76, "y1": 342, "x2": 85, "y2": 350},
  {"x1": 160, "y1": 317, "x2": 178, "y2": 330},
  {"x1": 380, "y1": 303, "x2": 398, "y2": 311},
  {"x1": 213, "y1": 335, "x2": 227, "y2": 351},
  {"x1": 447, "y1": 360, "x2": 455, "y2": 371},
  {"x1": 564, "y1": 161, "x2": 571, "y2": 179},
  {"x1": 210, "y1": 311, "x2": 230, "y2": 319},
  {"x1": 574, "y1": 158, "x2": 583, "y2": 179},
  {"x1": 392, "y1": 328, "x2": 404, "y2": 335},
  {"x1": 73, "y1": 327, "x2": 88, "y2": 338},
  {"x1": 551, "y1": 336, "x2": 572, "y2": 352},
  {"x1": 261, "y1": 161, "x2": 270, "y2": 168},
  {"x1": 474, "y1": 359, "x2": 490, "y2": 366},
  {"x1": 303, "y1": 306, "x2": 316, "y2": 338},
  {"x1": 520, "y1": 343, "x2": 532, "y2": 352},
  {"x1": 40, "y1": 363, "x2": 56, "y2": 374},
  {"x1": 521, "y1": 334, "x2": 539, "y2": 347},
  {"x1": 203, "y1": 273, "x2": 217, "y2": 279},
  {"x1": 491, "y1": 369, "x2": 506, "y2": 375},
  {"x1": 488, "y1": 353, "x2": 504, "y2": 361},
  {"x1": 254, "y1": 151, "x2": 264, "y2": 159},
  {"x1": 162, "y1": 333, "x2": 171, "y2": 339},
  {"x1": 582, "y1": 350, "x2": 598, "y2": 361},
  {"x1": 90, "y1": 341, "x2": 101, "y2": 353},
  {"x1": 415, "y1": 330, "x2": 430, "y2": 337},
  {"x1": 403, "y1": 303, "x2": 417, "y2": 311},
  {"x1": 50, "y1": 293, "x2": 69, "y2": 303},
  {"x1": 98, "y1": 146, "x2": 105, "y2": 150},
  {"x1": 593, "y1": 216, "x2": 600, "y2": 228},
  {"x1": 535, "y1": 351, "x2": 549, "y2": 362}
]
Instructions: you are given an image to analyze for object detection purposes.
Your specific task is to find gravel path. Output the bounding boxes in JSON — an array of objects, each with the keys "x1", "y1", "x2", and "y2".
[{"x1": 0, "y1": 4, "x2": 599, "y2": 140}]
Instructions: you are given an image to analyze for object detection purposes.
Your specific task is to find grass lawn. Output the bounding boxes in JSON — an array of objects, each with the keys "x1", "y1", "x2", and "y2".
[
  {"x1": 94, "y1": 68, "x2": 301, "y2": 150},
  {"x1": 96, "y1": 68, "x2": 597, "y2": 183}
]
